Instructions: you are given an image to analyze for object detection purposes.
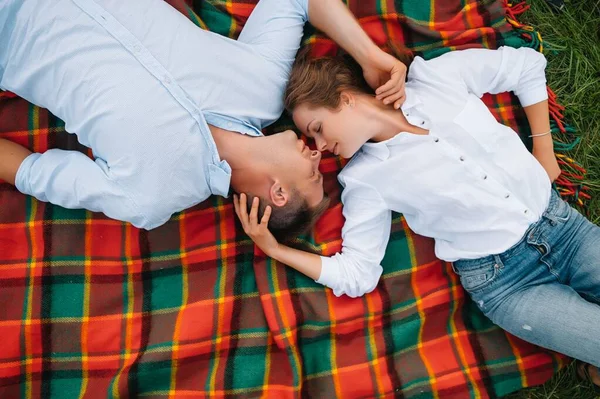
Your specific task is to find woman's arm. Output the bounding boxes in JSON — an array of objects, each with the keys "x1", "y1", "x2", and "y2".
[
  {"x1": 420, "y1": 47, "x2": 560, "y2": 181},
  {"x1": 523, "y1": 100, "x2": 561, "y2": 181},
  {"x1": 234, "y1": 177, "x2": 392, "y2": 298}
]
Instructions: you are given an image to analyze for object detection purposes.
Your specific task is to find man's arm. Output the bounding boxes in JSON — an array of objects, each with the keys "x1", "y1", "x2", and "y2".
[
  {"x1": 308, "y1": 0, "x2": 408, "y2": 107},
  {"x1": 238, "y1": 0, "x2": 408, "y2": 107},
  {"x1": 0, "y1": 139, "x2": 31, "y2": 185},
  {"x1": 0, "y1": 140, "x2": 154, "y2": 228}
]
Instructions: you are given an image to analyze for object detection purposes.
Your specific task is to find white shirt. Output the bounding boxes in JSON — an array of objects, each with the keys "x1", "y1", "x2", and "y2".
[
  {"x1": 0, "y1": 0, "x2": 307, "y2": 229},
  {"x1": 317, "y1": 46, "x2": 552, "y2": 298}
]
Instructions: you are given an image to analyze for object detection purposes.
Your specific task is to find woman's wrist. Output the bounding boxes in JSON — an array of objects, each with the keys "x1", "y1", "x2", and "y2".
[
  {"x1": 266, "y1": 242, "x2": 283, "y2": 260},
  {"x1": 532, "y1": 133, "x2": 554, "y2": 150}
]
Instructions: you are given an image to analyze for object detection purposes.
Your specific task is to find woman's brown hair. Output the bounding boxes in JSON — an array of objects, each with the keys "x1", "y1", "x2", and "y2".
[{"x1": 285, "y1": 42, "x2": 414, "y2": 113}]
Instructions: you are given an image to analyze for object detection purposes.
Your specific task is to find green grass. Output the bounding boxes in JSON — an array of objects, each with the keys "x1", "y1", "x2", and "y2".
[
  {"x1": 523, "y1": 0, "x2": 600, "y2": 222},
  {"x1": 505, "y1": 0, "x2": 600, "y2": 398}
]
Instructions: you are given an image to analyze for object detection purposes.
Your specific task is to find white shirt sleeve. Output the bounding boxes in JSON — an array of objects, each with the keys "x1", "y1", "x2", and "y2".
[
  {"x1": 317, "y1": 176, "x2": 392, "y2": 298},
  {"x1": 15, "y1": 150, "x2": 156, "y2": 229},
  {"x1": 415, "y1": 46, "x2": 548, "y2": 107},
  {"x1": 236, "y1": 0, "x2": 308, "y2": 69}
]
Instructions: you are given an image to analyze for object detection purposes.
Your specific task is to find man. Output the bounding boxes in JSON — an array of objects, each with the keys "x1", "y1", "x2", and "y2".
[{"x1": 0, "y1": 0, "x2": 406, "y2": 240}]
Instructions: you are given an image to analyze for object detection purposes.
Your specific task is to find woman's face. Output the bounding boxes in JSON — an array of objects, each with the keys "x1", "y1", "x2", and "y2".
[{"x1": 292, "y1": 97, "x2": 372, "y2": 159}]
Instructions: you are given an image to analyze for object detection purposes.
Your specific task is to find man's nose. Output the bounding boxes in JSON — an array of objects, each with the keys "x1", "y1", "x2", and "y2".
[{"x1": 311, "y1": 150, "x2": 321, "y2": 162}]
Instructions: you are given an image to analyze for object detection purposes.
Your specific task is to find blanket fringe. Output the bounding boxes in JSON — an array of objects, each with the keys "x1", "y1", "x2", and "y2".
[{"x1": 503, "y1": 1, "x2": 589, "y2": 211}]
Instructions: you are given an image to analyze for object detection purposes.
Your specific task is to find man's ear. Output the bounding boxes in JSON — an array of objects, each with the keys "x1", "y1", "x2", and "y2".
[
  {"x1": 340, "y1": 91, "x2": 355, "y2": 108},
  {"x1": 269, "y1": 180, "x2": 290, "y2": 208}
]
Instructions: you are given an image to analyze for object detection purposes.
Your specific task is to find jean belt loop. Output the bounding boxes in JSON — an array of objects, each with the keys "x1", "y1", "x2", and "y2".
[{"x1": 493, "y1": 254, "x2": 503, "y2": 269}]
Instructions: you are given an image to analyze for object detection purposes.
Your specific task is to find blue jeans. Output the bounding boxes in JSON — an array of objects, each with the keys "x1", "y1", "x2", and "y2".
[{"x1": 454, "y1": 190, "x2": 600, "y2": 367}]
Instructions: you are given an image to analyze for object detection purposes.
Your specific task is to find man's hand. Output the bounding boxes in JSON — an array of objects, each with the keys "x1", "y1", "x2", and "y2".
[
  {"x1": 233, "y1": 193, "x2": 280, "y2": 257},
  {"x1": 533, "y1": 142, "x2": 561, "y2": 182},
  {"x1": 362, "y1": 48, "x2": 407, "y2": 109}
]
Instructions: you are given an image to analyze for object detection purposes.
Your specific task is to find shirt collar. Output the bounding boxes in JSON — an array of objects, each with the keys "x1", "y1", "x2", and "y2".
[
  {"x1": 360, "y1": 86, "x2": 420, "y2": 161},
  {"x1": 401, "y1": 85, "x2": 420, "y2": 111}
]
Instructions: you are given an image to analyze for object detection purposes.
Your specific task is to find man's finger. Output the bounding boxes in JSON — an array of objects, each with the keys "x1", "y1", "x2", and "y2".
[
  {"x1": 394, "y1": 95, "x2": 406, "y2": 109},
  {"x1": 382, "y1": 91, "x2": 405, "y2": 108},
  {"x1": 249, "y1": 196, "x2": 259, "y2": 225},
  {"x1": 261, "y1": 205, "x2": 272, "y2": 225},
  {"x1": 375, "y1": 78, "x2": 398, "y2": 97},
  {"x1": 376, "y1": 84, "x2": 403, "y2": 103}
]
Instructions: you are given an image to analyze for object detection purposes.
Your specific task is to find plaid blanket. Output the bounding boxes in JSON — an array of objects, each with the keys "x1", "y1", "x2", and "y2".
[{"x1": 0, "y1": 0, "x2": 573, "y2": 397}]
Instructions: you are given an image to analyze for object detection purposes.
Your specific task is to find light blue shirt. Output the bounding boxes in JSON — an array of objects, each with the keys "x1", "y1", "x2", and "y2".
[{"x1": 0, "y1": 0, "x2": 308, "y2": 229}]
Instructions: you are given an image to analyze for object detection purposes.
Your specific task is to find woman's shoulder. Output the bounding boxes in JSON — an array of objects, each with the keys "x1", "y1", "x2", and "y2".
[{"x1": 338, "y1": 149, "x2": 380, "y2": 187}]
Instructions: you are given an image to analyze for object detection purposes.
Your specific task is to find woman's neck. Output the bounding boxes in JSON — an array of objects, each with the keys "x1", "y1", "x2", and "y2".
[{"x1": 361, "y1": 96, "x2": 428, "y2": 142}]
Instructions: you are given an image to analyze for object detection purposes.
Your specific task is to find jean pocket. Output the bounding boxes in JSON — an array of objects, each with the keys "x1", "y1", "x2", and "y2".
[
  {"x1": 456, "y1": 261, "x2": 501, "y2": 293},
  {"x1": 547, "y1": 190, "x2": 572, "y2": 222}
]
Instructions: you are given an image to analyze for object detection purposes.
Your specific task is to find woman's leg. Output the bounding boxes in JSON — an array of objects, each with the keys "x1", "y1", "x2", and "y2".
[
  {"x1": 486, "y1": 280, "x2": 600, "y2": 367},
  {"x1": 556, "y1": 215, "x2": 600, "y2": 304}
]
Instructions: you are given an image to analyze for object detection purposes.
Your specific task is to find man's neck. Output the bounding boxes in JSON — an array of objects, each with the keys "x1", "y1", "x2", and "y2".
[
  {"x1": 209, "y1": 124, "x2": 272, "y2": 195},
  {"x1": 209, "y1": 124, "x2": 263, "y2": 171}
]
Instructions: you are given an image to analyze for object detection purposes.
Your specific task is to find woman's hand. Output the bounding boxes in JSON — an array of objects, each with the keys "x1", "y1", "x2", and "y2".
[
  {"x1": 361, "y1": 48, "x2": 407, "y2": 109},
  {"x1": 233, "y1": 193, "x2": 280, "y2": 257},
  {"x1": 533, "y1": 143, "x2": 561, "y2": 182}
]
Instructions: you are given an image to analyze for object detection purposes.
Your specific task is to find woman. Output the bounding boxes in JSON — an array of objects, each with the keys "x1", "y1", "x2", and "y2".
[{"x1": 233, "y1": 46, "x2": 600, "y2": 387}]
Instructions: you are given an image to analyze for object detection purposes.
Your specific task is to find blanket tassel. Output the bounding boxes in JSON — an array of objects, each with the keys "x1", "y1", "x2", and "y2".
[{"x1": 504, "y1": 0, "x2": 590, "y2": 212}]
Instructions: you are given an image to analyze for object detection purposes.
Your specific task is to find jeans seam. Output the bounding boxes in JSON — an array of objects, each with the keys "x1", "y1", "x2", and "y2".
[{"x1": 462, "y1": 260, "x2": 502, "y2": 294}]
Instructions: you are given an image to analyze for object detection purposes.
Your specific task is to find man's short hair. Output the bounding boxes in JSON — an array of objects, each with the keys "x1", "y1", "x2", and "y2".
[{"x1": 245, "y1": 192, "x2": 330, "y2": 244}]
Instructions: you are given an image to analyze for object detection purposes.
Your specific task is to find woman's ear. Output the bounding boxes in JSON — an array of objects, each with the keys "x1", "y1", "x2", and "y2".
[{"x1": 340, "y1": 91, "x2": 355, "y2": 108}]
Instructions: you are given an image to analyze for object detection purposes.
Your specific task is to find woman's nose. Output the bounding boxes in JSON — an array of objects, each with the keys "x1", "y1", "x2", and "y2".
[{"x1": 315, "y1": 136, "x2": 327, "y2": 152}]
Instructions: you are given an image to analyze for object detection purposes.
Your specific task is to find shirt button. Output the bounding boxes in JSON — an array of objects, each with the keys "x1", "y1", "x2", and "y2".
[
  {"x1": 405, "y1": 112, "x2": 410, "y2": 117},
  {"x1": 524, "y1": 209, "x2": 529, "y2": 214},
  {"x1": 483, "y1": 175, "x2": 488, "y2": 180},
  {"x1": 133, "y1": 44, "x2": 142, "y2": 53},
  {"x1": 164, "y1": 76, "x2": 171, "y2": 84},
  {"x1": 434, "y1": 138, "x2": 439, "y2": 143},
  {"x1": 505, "y1": 194, "x2": 510, "y2": 199},
  {"x1": 227, "y1": 122, "x2": 233, "y2": 128},
  {"x1": 421, "y1": 121, "x2": 425, "y2": 125},
  {"x1": 459, "y1": 156, "x2": 465, "y2": 161}
]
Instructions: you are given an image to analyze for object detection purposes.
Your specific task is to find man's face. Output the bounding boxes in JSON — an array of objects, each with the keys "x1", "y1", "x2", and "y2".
[{"x1": 271, "y1": 130, "x2": 324, "y2": 208}]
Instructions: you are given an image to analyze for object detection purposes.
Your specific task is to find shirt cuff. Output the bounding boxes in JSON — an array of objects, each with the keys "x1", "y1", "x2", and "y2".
[
  {"x1": 316, "y1": 255, "x2": 342, "y2": 289},
  {"x1": 14, "y1": 152, "x2": 40, "y2": 195},
  {"x1": 517, "y1": 85, "x2": 548, "y2": 108}
]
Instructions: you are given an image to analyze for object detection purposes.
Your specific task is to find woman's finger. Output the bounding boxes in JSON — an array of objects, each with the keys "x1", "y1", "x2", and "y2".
[
  {"x1": 233, "y1": 194, "x2": 240, "y2": 217},
  {"x1": 249, "y1": 196, "x2": 259, "y2": 226},
  {"x1": 239, "y1": 193, "x2": 250, "y2": 227},
  {"x1": 261, "y1": 205, "x2": 272, "y2": 226}
]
